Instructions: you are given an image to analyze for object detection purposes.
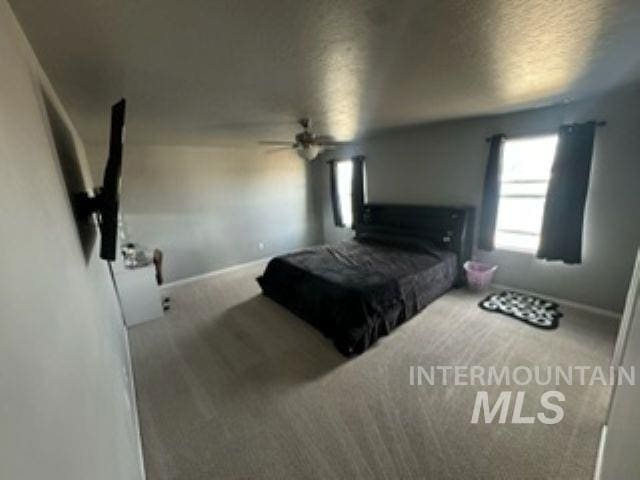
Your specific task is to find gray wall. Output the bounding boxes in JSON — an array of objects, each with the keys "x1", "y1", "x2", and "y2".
[
  {"x1": 88, "y1": 144, "x2": 320, "y2": 283},
  {"x1": 0, "y1": 2, "x2": 144, "y2": 479},
  {"x1": 600, "y1": 250, "x2": 640, "y2": 478},
  {"x1": 314, "y1": 84, "x2": 640, "y2": 313}
]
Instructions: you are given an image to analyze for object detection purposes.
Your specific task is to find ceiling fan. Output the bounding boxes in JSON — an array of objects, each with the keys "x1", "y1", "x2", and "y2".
[{"x1": 259, "y1": 118, "x2": 353, "y2": 161}]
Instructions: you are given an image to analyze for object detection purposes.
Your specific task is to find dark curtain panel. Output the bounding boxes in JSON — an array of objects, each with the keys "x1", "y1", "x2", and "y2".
[
  {"x1": 537, "y1": 121, "x2": 596, "y2": 264},
  {"x1": 328, "y1": 160, "x2": 344, "y2": 227},
  {"x1": 351, "y1": 155, "x2": 366, "y2": 228},
  {"x1": 478, "y1": 134, "x2": 505, "y2": 250}
]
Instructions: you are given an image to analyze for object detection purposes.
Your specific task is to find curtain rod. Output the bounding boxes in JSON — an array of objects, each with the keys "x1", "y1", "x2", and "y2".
[{"x1": 484, "y1": 120, "x2": 606, "y2": 142}]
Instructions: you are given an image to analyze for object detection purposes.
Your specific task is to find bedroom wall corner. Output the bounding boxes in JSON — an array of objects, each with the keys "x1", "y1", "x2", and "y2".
[
  {"x1": 86, "y1": 143, "x2": 323, "y2": 283},
  {"x1": 312, "y1": 83, "x2": 640, "y2": 313}
]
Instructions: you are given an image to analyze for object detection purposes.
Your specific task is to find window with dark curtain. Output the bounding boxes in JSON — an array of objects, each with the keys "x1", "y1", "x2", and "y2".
[
  {"x1": 537, "y1": 121, "x2": 597, "y2": 264},
  {"x1": 480, "y1": 122, "x2": 598, "y2": 262},
  {"x1": 329, "y1": 160, "x2": 344, "y2": 227},
  {"x1": 495, "y1": 134, "x2": 558, "y2": 252},
  {"x1": 478, "y1": 134, "x2": 505, "y2": 250},
  {"x1": 351, "y1": 155, "x2": 366, "y2": 228},
  {"x1": 329, "y1": 156, "x2": 366, "y2": 228}
]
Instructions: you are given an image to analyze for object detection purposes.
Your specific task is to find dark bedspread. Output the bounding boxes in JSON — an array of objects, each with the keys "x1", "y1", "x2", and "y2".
[{"x1": 257, "y1": 237, "x2": 457, "y2": 356}]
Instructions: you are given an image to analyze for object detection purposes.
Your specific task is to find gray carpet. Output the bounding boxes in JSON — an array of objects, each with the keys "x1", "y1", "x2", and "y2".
[{"x1": 129, "y1": 261, "x2": 618, "y2": 479}]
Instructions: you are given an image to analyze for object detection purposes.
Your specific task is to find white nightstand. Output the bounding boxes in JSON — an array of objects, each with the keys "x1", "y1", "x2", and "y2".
[{"x1": 111, "y1": 251, "x2": 163, "y2": 327}]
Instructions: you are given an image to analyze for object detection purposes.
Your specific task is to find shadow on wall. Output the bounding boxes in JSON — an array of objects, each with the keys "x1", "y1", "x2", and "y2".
[{"x1": 40, "y1": 87, "x2": 97, "y2": 263}]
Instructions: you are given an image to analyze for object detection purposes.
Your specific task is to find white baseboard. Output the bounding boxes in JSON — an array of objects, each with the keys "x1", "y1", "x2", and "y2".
[
  {"x1": 492, "y1": 283, "x2": 621, "y2": 320},
  {"x1": 162, "y1": 256, "x2": 271, "y2": 290},
  {"x1": 593, "y1": 423, "x2": 607, "y2": 480},
  {"x1": 160, "y1": 243, "x2": 326, "y2": 291},
  {"x1": 122, "y1": 326, "x2": 147, "y2": 480},
  {"x1": 162, "y1": 259, "x2": 622, "y2": 320}
]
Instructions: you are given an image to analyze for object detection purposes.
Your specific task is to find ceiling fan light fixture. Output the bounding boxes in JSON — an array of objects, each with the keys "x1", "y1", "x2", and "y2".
[{"x1": 297, "y1": 143, "x2": 321, "y2": 161}]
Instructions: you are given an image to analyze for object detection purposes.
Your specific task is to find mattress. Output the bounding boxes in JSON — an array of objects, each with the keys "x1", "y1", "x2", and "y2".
[{"x1": 257, "y1": 236, "x2": 457, "y2": 356}]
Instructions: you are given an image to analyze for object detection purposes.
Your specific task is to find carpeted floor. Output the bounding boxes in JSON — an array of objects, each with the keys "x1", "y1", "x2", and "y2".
[{"x1": 129, "y1": 261, "x2": 618, "y2": 480}]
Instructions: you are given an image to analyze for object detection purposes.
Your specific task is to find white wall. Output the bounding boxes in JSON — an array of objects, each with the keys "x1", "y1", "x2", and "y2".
[
  {"x1": 87, "y1": 144, "x2": 319, "y2": 283},
  {"x1": 0, "y1": 2, "x2": 144, "y2": 479},
  {"x1": 598, "y1": 250, "x2": 640, "y2": 478},
  {"x1": 314, "y1": 84, "x2": 640, "y2": 313}
]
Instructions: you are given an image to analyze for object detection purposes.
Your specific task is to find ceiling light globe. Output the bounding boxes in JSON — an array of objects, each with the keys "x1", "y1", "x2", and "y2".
[{"x1": 297, "y1": 144, "x2": 321, "y2": 161}]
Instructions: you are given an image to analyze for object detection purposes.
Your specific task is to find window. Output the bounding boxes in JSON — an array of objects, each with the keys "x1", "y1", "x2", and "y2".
[
  {"x1": 336, "y1": 160, "x2": 353, "y2": 227},
  {"x1": 495, "y1": 134, "x2": 558, "y2": 252},
  {"x1": 330, "y1": 157, "x2": 365, "y2": 229}
]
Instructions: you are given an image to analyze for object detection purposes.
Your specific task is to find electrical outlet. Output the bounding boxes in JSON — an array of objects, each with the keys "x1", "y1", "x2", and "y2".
[{"x1": 258, "y1": 242, "x2": 264, "y2": 251}]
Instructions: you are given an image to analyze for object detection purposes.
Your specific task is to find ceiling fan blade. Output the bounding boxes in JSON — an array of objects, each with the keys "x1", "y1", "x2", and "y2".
[
  {"x1": 313, "y1": 134, "x2": 358, "y2": 146},
  {"x1": 259, "y1": 140, "x2": 295, "y2": 146},
  {"x1": 316, "y1": 140, "x2": 356, "y2": 146},
  {"x1": 265, "y1": 146, "x2": 294, "y2": 155}
]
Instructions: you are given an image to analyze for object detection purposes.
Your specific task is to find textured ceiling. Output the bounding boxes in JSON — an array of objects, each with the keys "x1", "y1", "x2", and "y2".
[{"x1": 9, "y1": 0, "x2": 640, "y2": 146}]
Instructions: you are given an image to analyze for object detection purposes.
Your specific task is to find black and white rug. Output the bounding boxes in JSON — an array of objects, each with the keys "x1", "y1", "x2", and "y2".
[{"x1": 479, "y1": 291, "x2": 561, "y2": 329}]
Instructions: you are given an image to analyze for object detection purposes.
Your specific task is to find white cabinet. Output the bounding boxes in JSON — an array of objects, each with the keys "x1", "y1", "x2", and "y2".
[{"x1": 113, "y1": 261, "x2": 163, "y2": 327}]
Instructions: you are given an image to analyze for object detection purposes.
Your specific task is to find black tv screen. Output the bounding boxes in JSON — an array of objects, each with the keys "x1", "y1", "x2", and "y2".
[{"x1": 99, "y1": 99, "x2": 126, "y2": 261}]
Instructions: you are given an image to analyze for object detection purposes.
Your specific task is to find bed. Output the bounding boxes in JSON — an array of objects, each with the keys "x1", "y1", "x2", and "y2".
[{"x1": 257, "y1": 204, "x2": 475, "y2": 356}]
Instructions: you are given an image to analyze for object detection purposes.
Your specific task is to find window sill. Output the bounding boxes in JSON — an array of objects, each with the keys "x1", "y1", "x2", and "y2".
[{"x1": 495, "y1": 246, "x2": 537, "y2": 255}]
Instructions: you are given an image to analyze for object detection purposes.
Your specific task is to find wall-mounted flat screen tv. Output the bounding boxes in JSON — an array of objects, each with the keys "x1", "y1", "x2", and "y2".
[{"x1": 96, "y1": 99, "x2": 126, "y2": 261}]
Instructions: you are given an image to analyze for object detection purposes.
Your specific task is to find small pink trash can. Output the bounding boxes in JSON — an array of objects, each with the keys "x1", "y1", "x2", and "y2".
[{"x1": 464, "y1": 261, "x2": 498, "y2": 292}]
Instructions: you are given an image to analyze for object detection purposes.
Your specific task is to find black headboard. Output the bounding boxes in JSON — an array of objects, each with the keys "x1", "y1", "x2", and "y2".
[{"x1": 356, "y1": 203, "x2": 475, "y2": 284}]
